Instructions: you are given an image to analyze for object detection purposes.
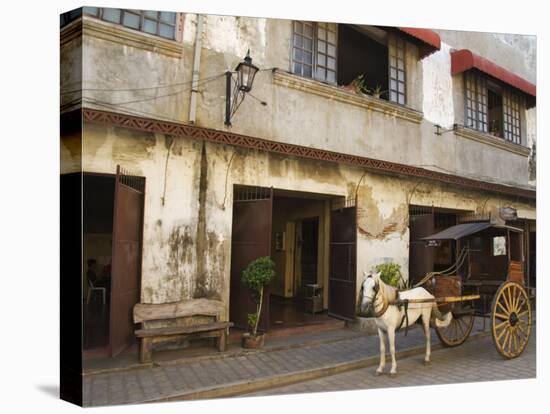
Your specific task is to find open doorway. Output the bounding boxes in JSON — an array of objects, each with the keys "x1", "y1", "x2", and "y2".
[
  {"x1": 229, "y1": 186, "x2": 355, "y2": 333},
  {"x1": 83, "y1": 168, "x2": 145, "y2": 356},
  {"x1": 270, "y1": 195, "x2": 326, "y2": 330},
  {"x1": 83, "y1": 174, "x2": 115, "y2": 350}
]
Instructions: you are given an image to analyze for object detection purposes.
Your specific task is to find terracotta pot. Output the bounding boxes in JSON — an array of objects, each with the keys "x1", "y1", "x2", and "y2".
[{"x1": 242, "y1": 332, "x2": 265, "y2": 349}]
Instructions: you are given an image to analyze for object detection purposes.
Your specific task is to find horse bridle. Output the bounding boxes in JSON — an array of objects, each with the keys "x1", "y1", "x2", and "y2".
[
  {"x1": 364, "y1": 279, "x2": 389, "y2": 318},
  {"x1": 364, "y1": 278, "x2": 410, "y2": 334}
]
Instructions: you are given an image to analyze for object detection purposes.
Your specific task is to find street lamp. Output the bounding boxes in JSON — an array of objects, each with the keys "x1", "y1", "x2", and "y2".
[{"x1": 225, "y1": 50, "x2": 260, "y2": 127}]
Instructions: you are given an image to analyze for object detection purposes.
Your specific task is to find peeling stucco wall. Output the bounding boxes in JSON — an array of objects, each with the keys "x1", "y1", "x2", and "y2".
[
  {"x1": 526, "y1": 108, "x2": 537, "y2": 185},
  {"x1": 69, "y1": 124, "x2": 535, "y2": 311},
  {"x1": 354, "y1": 172, "x2": 535, "y2": 304},
  {"x1": 80, "y1": 123, "x2": 203, "y2": 304},
  {"x1": 61, "y1": 12, "x2": 537, "y2": 314},
  {"x1": 435, "y1": 30, "x2": 536, "y2": 84},
  {"x1": 64, "y1": 14, "x2": 537, "y2": 188},
  {"x1": 422, "y1": 42, "x2": 454, "y2": 128}
]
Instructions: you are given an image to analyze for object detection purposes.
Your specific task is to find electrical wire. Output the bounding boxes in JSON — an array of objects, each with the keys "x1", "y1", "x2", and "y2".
[
  {"x1": 77, "y1": 74, "x2": 223, "y2": 106},
  {"x1": 61, "y1": 68, "x2": 275, "y2": 95},
  {"x1": 65, "y1": 67, "x2": 277, "y2": 122},
  {"x1": 60, "y1": 73, "x2": 225, "y2": 95},
  {"x1": 247, "y1": 91, "x2": 268, "y2": 106}
]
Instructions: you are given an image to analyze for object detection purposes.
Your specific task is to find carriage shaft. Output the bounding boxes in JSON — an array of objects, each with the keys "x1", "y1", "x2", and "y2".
[{"x1": 391, "y1": 294, "x2": 480, "y2": 305}]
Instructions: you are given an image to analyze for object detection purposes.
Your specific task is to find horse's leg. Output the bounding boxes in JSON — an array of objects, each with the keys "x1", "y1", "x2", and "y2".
[
  {"x1": 388, "y1": 326, "x2": 397, "y2": 376},
  {"x1": 422, "y1": 308, "x2": 431, "y2": 364},
  {"x1": 375, "y1": 327, "x2": 386, "y2": 375}
]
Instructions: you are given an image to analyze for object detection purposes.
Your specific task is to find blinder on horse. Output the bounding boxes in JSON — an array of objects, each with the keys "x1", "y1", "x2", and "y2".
[{"x1": 364, "y1": 276, "x2": 410, "y2": 334}]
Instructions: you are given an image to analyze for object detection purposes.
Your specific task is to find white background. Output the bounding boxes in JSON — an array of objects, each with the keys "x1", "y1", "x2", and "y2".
[{"x1": 0, "y1": 0, "x2": 547, "y2": 412}]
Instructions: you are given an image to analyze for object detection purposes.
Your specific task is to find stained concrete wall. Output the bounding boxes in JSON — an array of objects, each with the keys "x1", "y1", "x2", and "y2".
[
  {"x1": 66, "y1": 123, "x2": 535, "y2": 311},
  {"x1": 355, "y1": 173, "x2": 535, "y2": 298},
  {"x1": 60, "y1": 13, "x2": 536, "y2": 189},
  {"x1": 60, "y1": 12, "x2": 536, "y2": 313},
  {"x1": 60, "y1": 25, "x2": 82, "y2": 111}
]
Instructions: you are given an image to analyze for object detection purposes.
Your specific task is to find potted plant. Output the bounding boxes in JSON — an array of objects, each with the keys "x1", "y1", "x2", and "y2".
[
  {"x1": 368, "y1": 84, "x2": 386, "y2": 99},
  {"x1": 241, "y1": 256, "x2": 275, "y2": 349},
  {"x1": 343, "y1": 75, "x2": 367, "y2": 95},
  {"x1": 374, "y1": 262, "x2": 406, "y2": 289},
  {"x1": 490, "y1": 120, "x2": 501, "y2": 137}
]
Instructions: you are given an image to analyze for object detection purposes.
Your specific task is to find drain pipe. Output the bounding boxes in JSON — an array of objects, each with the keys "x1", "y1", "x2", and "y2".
[{"x1": 189, "y1": 14, "x2": 204, "y2": 124}]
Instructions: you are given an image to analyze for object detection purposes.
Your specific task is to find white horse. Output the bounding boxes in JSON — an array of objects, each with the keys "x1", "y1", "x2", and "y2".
[{"x1": 360, "y1": 271, "x2": 452, "y2": 376}]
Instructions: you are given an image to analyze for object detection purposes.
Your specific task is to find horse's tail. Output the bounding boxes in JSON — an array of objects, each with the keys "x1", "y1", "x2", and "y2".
[{"x1": 431, "y1": 303, "x2": 452, "y2": 328}]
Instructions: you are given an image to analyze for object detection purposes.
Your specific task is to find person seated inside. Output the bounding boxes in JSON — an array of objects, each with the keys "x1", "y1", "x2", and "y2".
[{"x1": 87, "y1": 258, "x2": 107, "y2": 288}]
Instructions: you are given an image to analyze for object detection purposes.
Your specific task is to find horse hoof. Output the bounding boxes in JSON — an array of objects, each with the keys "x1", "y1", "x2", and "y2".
[
  {"x1": 389, "y1": 372, "x2": 397, "y2": 377},
  {"x1": 374, "y1": 371, "x2": 383, "y2": 377}
]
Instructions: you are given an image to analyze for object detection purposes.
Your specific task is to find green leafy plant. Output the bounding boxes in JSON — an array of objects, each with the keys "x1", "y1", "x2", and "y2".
[
  {"x1": 374, "y1": 262, "x2": 405, "y2": 289},
  {"x1": 247, "y1": 313, "x2": 259, "y2": 331},
  {"x1": 348, "y1": 75, "x2": 367, "y2": 94},
  {"x1": 241, "y1": 256, "x2": 275, "y2": 336},
  {"x1": 367, "y1": 83, "x2": 386, "y2": 98}
]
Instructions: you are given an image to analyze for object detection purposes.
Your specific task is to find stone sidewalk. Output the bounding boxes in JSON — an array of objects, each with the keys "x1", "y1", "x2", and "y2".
[
  {"x1": 83, "y1": 318, "x2": 492, "y2": 406},
  {"x1": 248, "y1": 326, "x2": 536, "y2": 396}
]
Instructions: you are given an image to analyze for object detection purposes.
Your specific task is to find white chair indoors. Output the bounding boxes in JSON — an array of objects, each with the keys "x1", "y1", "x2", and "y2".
[{"x1": 87, "y1": 279, "x2": 106, "y2": 305}]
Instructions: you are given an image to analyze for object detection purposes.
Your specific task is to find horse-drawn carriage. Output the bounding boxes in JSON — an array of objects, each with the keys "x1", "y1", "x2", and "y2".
[
  {"x1": 420, "y1": 219, "x2": 533, "y2": 358},
  {"x1": 361, "y1": 216, "x2": 533, "y2": 375}
]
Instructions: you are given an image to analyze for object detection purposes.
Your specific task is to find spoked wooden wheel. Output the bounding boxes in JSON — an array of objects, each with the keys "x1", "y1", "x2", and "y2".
[
  {"x1": 436, "y1": 310, "x2": 475, "y2": 347},
  {"x1": 491, "y1": 281, "x2": 532, "y2": 359}
]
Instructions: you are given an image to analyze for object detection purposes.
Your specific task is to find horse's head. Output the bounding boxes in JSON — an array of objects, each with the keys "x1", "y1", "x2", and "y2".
[{"x1": 360, "y1": 271, "x2": 381, "y2": 313}]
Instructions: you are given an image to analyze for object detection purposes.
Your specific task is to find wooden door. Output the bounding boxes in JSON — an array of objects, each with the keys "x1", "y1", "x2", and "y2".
[
  {"x1": 110, "y1": 166, "x2": 145, "y2": 357},
  {"x1": 409, "y1": 213, "x2": 435, "y2": 285},
  {"x1": 328, "y1": 204, "x2": 357, "y2": 320},
  {"x1": 230, "y1": 186, "x2": 273, "y2": 331}
]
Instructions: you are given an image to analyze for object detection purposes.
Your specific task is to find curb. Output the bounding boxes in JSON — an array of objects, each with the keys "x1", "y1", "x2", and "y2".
[
  {"x1": 82, "y1": 332, "x2": 363, "y2": 376},
  {"x1": 146, "y1": 330, "x2": 491, "y2": 403}
]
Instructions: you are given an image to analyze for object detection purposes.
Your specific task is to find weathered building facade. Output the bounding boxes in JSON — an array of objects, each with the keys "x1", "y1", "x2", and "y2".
[{"x1": 60, "y1": 8, "x2": 536, "y2": 353}]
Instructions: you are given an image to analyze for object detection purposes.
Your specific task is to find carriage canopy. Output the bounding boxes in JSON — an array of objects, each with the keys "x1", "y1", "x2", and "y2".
[{"x1": 421, "y1": 222, "x2": 523, "y2": 241}]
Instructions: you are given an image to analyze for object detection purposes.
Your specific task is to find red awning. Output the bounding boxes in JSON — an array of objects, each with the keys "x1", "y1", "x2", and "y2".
[
  {"x1": 397, "y1": 27, "x2": 441, "y2": 59},
  {"x1": 451, "y1": 49, "x2": 536, "y2": 98}
]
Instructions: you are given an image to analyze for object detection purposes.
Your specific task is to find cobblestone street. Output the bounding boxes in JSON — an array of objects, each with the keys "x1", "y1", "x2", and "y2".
[
  {"x1": 82, "y1": 319, "x2": 536, "y2": 406},
  {"x1": 246, "y1": 327, "x2": 536, "y2": 397}
]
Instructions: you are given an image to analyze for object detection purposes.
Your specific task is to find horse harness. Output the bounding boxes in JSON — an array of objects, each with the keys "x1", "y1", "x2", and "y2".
[{"x1": 368, "y1": 281, "x2": 411, "y2": 336}]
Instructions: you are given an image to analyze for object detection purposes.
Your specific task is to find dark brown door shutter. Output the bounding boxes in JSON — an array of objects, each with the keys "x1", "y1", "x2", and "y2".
[
  {"x1": 230, "y1": 186, "x2": 273, "y2": 331},
  {"x1": 109, "y1": 166, "x2": 145, "y2": 357},
  {"x1": 328, "y1": 203, "x2": 357, "y2": 320}
]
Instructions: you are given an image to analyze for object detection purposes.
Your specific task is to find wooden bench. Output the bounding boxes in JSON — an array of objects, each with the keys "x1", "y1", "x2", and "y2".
[{"x1": 133, "y1": 298, "x2": 233, "y2": 363}]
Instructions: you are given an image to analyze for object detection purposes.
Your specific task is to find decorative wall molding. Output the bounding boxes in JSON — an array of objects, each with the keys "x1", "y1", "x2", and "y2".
[
  {"x1": 81, "y1": 108, "x2": 536, "y2": 200},
  {"x1": 272, "y1": 70, "x2": 424, "y2": 124},
  {"x1": 455, "y1": 126, "x2": 530, "y2": 157},
  {"x1": 60, "y1": 16, "x2": 184, "y2": 58}
]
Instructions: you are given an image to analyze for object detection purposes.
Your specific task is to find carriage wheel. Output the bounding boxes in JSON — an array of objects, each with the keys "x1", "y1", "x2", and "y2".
[
  {"x1": 491, "y1": 281, "x2": 532, "y2": 359},
  {"x1": 436, "y1": 311, "x2": 475, "y2": 347}
]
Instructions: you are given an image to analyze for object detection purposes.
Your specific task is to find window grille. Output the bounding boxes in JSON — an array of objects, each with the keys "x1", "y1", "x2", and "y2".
[
  {"x1": 503, "y1": 90, "x2": 522, "y2": 144},
  {"x1": 388, "y1": 34, "x2": 406, "y2": 105},
  {"x1": 62, "y1": 7, "x2": 178, "y2": 40},
  {"x1": 292, "y1": 21, "x2": 337, "y2": 83},
  {"x1": 465, "y1": 71, "x2": 488, "y2": 133}
]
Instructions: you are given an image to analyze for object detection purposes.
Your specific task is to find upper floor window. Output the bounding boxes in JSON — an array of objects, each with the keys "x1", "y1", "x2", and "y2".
[
  {"x1": 61, "y1": 7, "x2": 178, "y2": 41},
  {"x1": 465, "y1": 71, "x2": 523, "y2": 145},
  {"x1": 292, "y1": 21, "x2": 337, "y2": 83},
  {"x1": 291, "y1": 22, "x2": 407, "y2": 105}
]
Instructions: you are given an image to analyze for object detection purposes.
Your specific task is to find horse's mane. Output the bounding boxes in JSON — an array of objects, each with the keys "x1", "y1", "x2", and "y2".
[{"x1": 378, "y1": 277, "x2": 398, "y2": 302}]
